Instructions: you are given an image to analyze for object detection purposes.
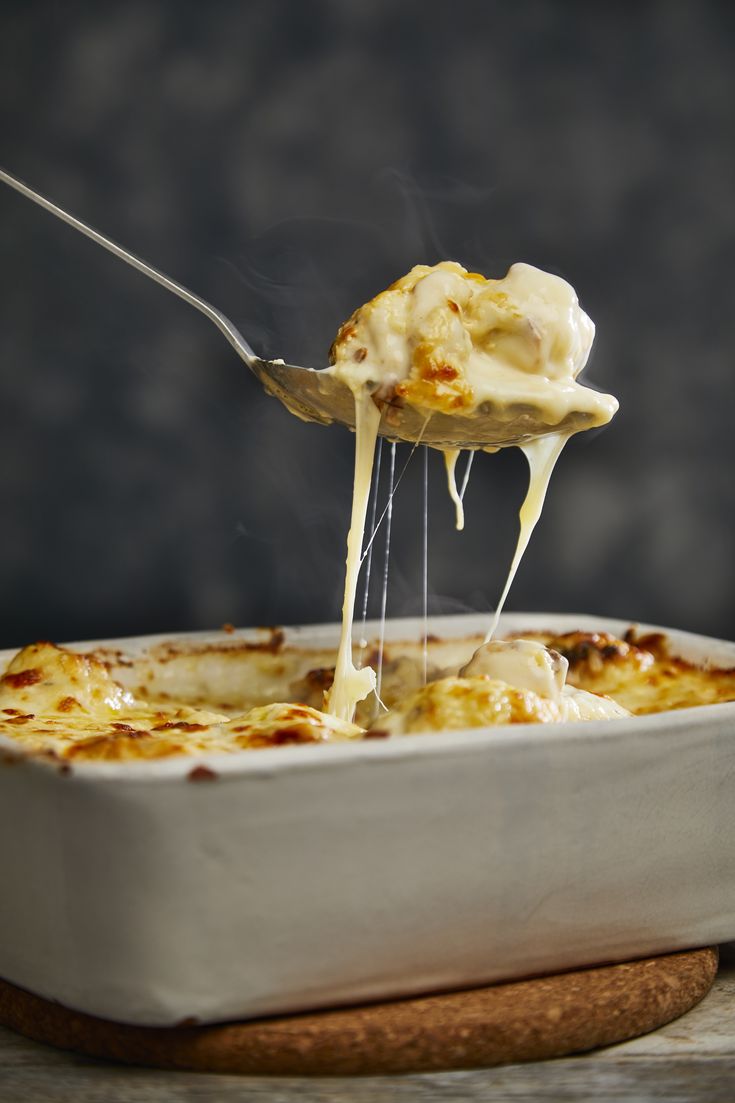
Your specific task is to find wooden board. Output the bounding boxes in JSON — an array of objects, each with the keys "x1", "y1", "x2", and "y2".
[{"x1": 0, "y1": 948, "x2": 718, "y2": 1077}]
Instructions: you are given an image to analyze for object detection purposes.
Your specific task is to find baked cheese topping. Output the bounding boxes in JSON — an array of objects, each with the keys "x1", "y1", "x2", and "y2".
[
  {"x1": 0, "y1": 631, "x2": 732, "y2": 763},
  {"x1": 374, "y1": 676, "x2": 568, "y2": 733},
  {"x1": 312, "y1": 631, "x2": 735, "y2": 723},
  {"x1": 324, "y1": 261, "x2": 618, "y2": 722},
  {"x1": 0, "y1": 643, "x2": 361, "y2": 762},
  {"x1": 373, "y1": 639, "x2": 629, "y2": 734},
  {"x1": 524, "y1": 630, "x2": 735, "y2": 716}
]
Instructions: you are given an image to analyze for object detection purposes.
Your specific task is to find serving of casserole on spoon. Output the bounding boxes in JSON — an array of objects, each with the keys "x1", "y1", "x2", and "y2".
[{"x1": 0, "y1": 169, "x2": 615, "y2": 450}]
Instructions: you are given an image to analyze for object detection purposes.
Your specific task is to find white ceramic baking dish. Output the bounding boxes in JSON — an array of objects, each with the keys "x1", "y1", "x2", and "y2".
[{"x1": 0, "y1": 612, "x2": 734, "y2": 1027}]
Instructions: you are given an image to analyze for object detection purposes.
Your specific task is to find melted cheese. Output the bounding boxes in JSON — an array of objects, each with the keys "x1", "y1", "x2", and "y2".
[
  {"x1": 460, "y1": 638, "x2": 568, "y2": 701},
  {"x1": 0, "y1": 643, "x2": 361, "y2": 761},
  {"x1": 327, "y1": 261, "x2": 617, "y2": 428},
  {"x1": 372, "y1": 670, "x2": 628, "y2": 736},
  {"x1": 326, "y1": 260, "x2": 618, "y2": 720},
  {"x1": 324, "y1": 392, "x2": 381, "y2": 722},
  {"x1": 486, "y1": 432, "x2": 571, "y2": 641},
  {"x1": 443, "y1": 449, "x2": 465, "y2": 531},
  {"x1": 374, "y1": 676, "x2": 567, "y2": 733},
  {"x1": 1, "y1": 630, "x2": 732, "y2": 762},
  {"x1": 374, "y1": 637, "x2": 629, "y2": 735},
  {"x1": 10, "y1": 262, "x2": 730, "y2": 762},
  {"x1": 525, "y1": 631, "x2": 735, "y2": 715}
]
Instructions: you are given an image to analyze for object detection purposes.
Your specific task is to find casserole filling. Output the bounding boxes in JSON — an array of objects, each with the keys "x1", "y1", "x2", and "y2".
[{"x1": 0, "y1": 629, "x2": 733, "y2": 763}]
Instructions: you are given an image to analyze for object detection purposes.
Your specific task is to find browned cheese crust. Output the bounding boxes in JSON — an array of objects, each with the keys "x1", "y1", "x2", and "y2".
[{"x1": 520, "y1": 630, "x2": 735, "y2": 715}]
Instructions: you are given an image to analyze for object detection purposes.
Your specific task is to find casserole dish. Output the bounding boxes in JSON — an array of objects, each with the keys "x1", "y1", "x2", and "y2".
[{"x1": 0, "y1": 612, "x2": 733, "y2": 1026}]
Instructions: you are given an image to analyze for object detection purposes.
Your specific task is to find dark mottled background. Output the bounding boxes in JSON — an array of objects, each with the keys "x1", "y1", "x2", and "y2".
[{"x1": 1, "y1": 0, "x2": 733, "y2": 647}]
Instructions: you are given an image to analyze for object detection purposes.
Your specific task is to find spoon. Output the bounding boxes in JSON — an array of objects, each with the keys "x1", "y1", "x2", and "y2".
[{"x1": 0, "y1": 168, "x2": 598, "y2": 448}]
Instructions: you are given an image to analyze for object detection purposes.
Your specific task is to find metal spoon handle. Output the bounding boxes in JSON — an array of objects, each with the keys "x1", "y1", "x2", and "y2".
[{"x1": 0, "y1": 167, "x2": 257, "y2": 367}]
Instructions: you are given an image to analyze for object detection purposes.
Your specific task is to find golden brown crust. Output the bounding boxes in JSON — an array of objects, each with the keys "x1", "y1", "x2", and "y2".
[
  {"x1": 522, "y1": 630, "x2": 735, "y2": 715},
  {"x1": 394, "y1": 341, "x2": 475, "y2": 413},
  {"x1": 377, "y1": 676, "x2": 564, "y2": 735}
]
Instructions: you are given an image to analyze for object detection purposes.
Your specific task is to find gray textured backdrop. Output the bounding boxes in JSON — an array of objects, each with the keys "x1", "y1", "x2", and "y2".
[{"x1": 1, "y1": 0, "x2": 733, "y2": 646}]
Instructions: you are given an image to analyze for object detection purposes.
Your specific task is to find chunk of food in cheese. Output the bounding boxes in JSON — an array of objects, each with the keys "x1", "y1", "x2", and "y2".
[
  {"x1": 460, "y1": 638, "x2": 568, "y2": 701},
  {"x1": 372, "y1": 639, "x2": 629, "y2": 735},
  {"x1": 328, "y1": 261, "x2": 617, "y2": 428},
  {"x1": 372, "y1": 675, "x2": 567, "y2": 734},
  {"x1": 0, "y1": 641, "x2": 138, "y2": 715}
]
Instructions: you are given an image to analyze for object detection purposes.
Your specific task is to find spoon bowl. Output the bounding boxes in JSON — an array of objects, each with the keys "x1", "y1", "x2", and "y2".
[{"x1": 254, "y1": 357, "x2": 599, "y2": 447}]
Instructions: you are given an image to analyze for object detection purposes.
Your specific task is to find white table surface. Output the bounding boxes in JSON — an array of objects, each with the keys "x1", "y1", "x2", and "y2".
[{"x1": 1, "y1": 944, "x2": 734, "y2": 1103}]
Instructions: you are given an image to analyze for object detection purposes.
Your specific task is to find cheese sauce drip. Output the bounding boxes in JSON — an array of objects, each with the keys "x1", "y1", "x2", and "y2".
[
  {"x1": 325, "y1": 392, "x2": 381, "y2": 721},
  {"x1": 443, "y1": 449, "x2": 465, "y2": 531},
  {"x1": 485, "y1": 431, "x2": 571, "y2": 642}
]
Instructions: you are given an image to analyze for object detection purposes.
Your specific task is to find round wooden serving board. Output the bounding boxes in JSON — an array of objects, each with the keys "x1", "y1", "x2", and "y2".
[{"x1": 0, "y1": 948, "x2": 718, "y2": 1076}]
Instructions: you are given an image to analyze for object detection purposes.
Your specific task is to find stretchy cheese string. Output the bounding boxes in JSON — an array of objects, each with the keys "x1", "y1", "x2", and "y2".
[
  {"x1": 485, "y1": 432, "x2": 571, "y2": 642},
  {"x1": 375, "y1": 441, "x2": 396, "y2": 712},
  {"x1": 357, "y1": 437, "x2": 383, "y2": 665}
]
